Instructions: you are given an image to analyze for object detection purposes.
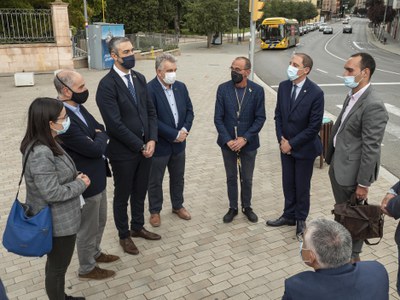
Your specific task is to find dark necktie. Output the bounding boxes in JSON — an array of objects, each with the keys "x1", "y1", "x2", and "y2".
[
  {"x1": 290, "y1": 84, "x2": 297, "y2": 108},
  {"x1": 124, "y1": 74, "x2": 137, "y2": 106}
]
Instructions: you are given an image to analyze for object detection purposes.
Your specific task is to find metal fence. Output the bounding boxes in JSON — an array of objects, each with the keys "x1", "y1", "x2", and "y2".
[
  {"x1": 72, "y1": 29, "x2": 87, "y2": 58},
  {"x1": 0, "y1": 8, "x2": 54, "y2": 44},
  {"x1": 126, "y1": 32, "x2": 179, "y2": 52}
]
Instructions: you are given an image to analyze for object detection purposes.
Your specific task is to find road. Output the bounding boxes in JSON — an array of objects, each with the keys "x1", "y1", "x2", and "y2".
[{"x1": 254, "y1": 18, "x2": 400, "y2": 178}]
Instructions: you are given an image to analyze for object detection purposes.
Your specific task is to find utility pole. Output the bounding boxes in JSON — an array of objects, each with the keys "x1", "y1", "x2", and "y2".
[
  {"x1": 248, "y1": 0, "x2": 264, "y2": 81},
  {"x1": 83, "y1": 0, "x2": 91, "y2": 70},
  {"x1": 236, "y1": 0, "x2": 240, "y2": 45},
  {"x1": 379, "y1": 0, "x2": 389, "y2": 41}
]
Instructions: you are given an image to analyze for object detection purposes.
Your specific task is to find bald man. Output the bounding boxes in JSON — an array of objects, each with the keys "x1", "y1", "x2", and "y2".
[{"x1": 54, "y1": 70, "x2": 119, "y2": 280}]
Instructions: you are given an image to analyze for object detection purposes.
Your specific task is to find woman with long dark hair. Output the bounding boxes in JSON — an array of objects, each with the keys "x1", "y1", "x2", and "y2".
[{"x1": 20, "y1": 97, "x2": 90, "y2": 300}]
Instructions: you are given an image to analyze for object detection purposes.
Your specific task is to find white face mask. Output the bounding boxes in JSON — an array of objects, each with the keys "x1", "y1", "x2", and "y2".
[
  {"x1": 343, "y1": 71, "x2": 363, "y2": 89},
  {"x1": 287, "y1": 65, "x2": 301, "y2": 81},
  {"x1": 164, "y1": 72, "x2": 176, "y2": 85}
]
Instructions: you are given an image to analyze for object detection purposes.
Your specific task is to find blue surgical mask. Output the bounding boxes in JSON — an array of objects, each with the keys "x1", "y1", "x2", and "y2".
[
  {"x1": 287, "y1": 65, "x2": 300, "y2": 81},
  {"x1": 343, "y1": 72, "x2": 362, "y2": 89},
  {"x1": 55, "y1": 116, "x2": 70, "y2": 135}
]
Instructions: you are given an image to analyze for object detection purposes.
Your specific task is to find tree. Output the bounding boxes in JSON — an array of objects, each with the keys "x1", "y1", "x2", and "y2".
[
  {"x1": 185, "y1": 0, "x2": 235, "y2": 47},
  {"x1": 366, "y1": 0, "x2": 395, "y2": 25},
  {"x1": 263, "y1": 0, "x2": 318, "y2": 24}
]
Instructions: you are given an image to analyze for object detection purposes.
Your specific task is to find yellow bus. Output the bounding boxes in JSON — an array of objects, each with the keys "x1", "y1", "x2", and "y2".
[{"x1": 259, "y1": 18, "x2": 300, "y2": 49}]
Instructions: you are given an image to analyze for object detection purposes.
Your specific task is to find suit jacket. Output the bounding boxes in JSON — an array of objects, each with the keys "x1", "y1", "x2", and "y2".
[
  {"x1": 282, "y1": 261, "x2": 389, "y2": 300},
  {"x1": 58, "y1": 105, "x2": 109, "y2": 198},
  {"x1": 275, "y1": 78, "x2": 324, "y2": 160},
  {"x1": 214, "y1": 79, "x2": 266, "y2": 152},
  {"x1": 96, "y1": 68, "x2": 158, "y2": 161},
  {"x1": 385, "y1": 181, "x2": 400, "y2": 245},
  {"x1": 24, "y1": 144, "x2": 87, "y2": 237},
  {"x1": 325, "y1": 86, "x2": 388, "y2": 186},
  {"x1": 147, "y1": 77, "x2": 194, "y2": 157}
]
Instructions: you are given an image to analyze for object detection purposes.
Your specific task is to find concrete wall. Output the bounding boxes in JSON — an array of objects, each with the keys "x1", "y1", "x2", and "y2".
[{"x1": 0, "y1": 1, "x2": 73, "y2": 74}]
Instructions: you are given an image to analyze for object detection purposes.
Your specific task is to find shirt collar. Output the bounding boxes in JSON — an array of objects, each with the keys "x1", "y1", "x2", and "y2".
[
  {"x1": 113, "y1": 64, "x2": 131, "y2": 79},
  {"x1": 63, "y1": 101, "x2": 80, "y2": 113},
  {"x1": 294, "y1": 78, "x2": 306, "y2": 89},
  {"x1": 348, "y1": 83, "x2": 371, "y2": 101}
]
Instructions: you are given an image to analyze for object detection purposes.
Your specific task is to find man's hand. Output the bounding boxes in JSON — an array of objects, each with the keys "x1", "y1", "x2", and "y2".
[
  {"x1": 381, "y1": 193, "x2": 395, "y2": 217},
  {"x1": 142, "y1": 140, "x2": 156, "y2": 158},
  {"x1": 175, "y1": 130, "x2": 188, "y2": 143},
  {"x1": 280, "y1": 136, "x2": 292, "y2": 154},
  {"x1": 230, "y1": 137, "x2": 247, "y2": 152},
  {"x1": 355, "y1": 185, "x2": 369, "y2": 201}
]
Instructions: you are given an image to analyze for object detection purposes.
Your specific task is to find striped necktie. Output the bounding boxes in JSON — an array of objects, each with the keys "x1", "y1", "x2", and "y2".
[{"x1": 124, "y1": 74, "x2": 137, "y2": 106}]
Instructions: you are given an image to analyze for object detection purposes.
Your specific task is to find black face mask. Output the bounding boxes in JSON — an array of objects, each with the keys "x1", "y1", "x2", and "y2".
[
  {"x1": 120, "y1": 55, "x2": 136, "y2": 70},
  {"x1": 56, "y1": 74, "x2": 89, "y2": 104},
  {"x1": 231, "y1": 71, "x2": 243, "y2": 84},
  {"x1": 71, "y1": 89, "x2": 89, "y2": 104}
]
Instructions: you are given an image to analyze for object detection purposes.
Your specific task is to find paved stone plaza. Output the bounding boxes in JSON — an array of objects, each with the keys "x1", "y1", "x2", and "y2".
[{"x1": 0, "y1": 40, "x2": 400, "y2": 299}]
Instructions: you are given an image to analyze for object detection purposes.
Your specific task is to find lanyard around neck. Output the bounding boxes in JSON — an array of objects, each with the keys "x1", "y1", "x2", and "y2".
[{"x1": 234, "y1": 87, "x2": 246, "y2": 118}]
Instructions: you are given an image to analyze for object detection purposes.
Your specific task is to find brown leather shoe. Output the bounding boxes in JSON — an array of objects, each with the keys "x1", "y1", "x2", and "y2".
[
  {"x1": 79, "y1": 266, "x2": 115, "y2": 280},
  {"x1": 150, "y1": 213, "x2": 161, "y2": 227},
  {"x1": 131, "y1": 227, "x2": 161, "y2": 240},
  {"x1": 172, "y1": 207, "x2": 191, "y2": 220},
  {"x1": 119, "y1": 237, "x2": 139, "y2": 255},
  {"x1": 95, "y1": 252, "x2": 120, "y2": 263}
]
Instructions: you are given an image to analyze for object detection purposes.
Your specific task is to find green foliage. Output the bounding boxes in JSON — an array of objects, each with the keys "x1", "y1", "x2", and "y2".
[
  {"x1": 367, "y1": 2, "x2": 395, "y2": 24},
  {"x1": 263, "y1": 0, "x2": 318, "y2": 23},
  {"x1": 185, "y1": 0, "x2": 235, "y2": 35}
]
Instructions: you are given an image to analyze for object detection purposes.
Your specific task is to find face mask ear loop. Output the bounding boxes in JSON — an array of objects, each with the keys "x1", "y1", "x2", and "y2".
[{"x1": 56, "y1": 74, "x2": 74, "y2": 93}]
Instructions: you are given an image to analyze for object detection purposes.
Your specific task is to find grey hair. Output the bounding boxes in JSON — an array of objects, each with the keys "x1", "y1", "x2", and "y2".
[
  {"x1": 305, "y1": 218, "x2": 352, "y2": 268},
  {"x1": 108, "y1": 36, "x2": 131, "y2": 55},
  {"x1": 54, "y1": 70, "x2": 76, "y2": 95},
  {"x1": 234, "y1": 56, "x2": 251, "y2": 70},
  {"x1": 155, "y1": 53, "x2": 177, "y2": 70}
]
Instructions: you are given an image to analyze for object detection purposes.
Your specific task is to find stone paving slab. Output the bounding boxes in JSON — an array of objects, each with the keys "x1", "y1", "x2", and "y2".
[{"x1": 0, "y1": 41, "x2": 399, "y2": 299}]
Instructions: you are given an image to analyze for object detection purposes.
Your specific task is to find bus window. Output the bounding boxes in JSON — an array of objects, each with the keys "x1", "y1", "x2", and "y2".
[{"x1": 262, "y1": 24, "x2": 284, "y2": 41}]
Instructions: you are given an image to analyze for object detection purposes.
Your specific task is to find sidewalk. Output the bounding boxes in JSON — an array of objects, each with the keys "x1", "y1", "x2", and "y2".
[
  {"x1": 367, "y1": 26, "x2": 400, "y2": 56},
  {"x1": 0, "y1": 40, "x2": 399, "y2": 300}
]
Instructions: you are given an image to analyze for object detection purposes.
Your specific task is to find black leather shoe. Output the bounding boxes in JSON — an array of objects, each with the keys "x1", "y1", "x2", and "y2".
[
  {"x1": 266, "y1": 216, "x2": 296, "y2": 227},
  {"x1": 242, "y1": 207, "x2": 258, "y2": 223},
  {"x1": 296, "y1": 220, "x2": 306, "y2": 236},
  {"x1": 65, "y1": 294, "x2": 85, "y2": 300},
  {"x1": 223, "y1": 208, "x2": 238, "y2": 223}
]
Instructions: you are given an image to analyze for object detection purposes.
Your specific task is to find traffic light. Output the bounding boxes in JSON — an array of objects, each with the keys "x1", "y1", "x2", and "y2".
[{"x1": 249, "y1": 0, "x2": 265, "y2": 22}]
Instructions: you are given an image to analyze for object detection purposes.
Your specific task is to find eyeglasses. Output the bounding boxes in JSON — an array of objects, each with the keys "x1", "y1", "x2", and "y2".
[
  {"x1": 230, "y1": 67, "x2": 248, "y2": 73},
  {"x1": 57, "y1": 113, "x2": 69, "y2": 121}
]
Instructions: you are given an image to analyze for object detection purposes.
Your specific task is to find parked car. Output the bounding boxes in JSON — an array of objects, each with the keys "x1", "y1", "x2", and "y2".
[
  {"x1": 343, "y1": 25, "x2": 352, "y2": 33},
  {"x1": 323, "y1": 26, "x2": 333, "y2": 34},
  {"x1": 342, "y1": 19, "x2": 349, "y2": 24},
  {"x1": 319, "y1": 23, "x2": 327, "y2": 31}
]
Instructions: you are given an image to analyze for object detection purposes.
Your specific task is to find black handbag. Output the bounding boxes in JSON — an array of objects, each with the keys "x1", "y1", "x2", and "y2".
[{"x1": 332, "y1": 194, "x2": 384, "y2": 245}]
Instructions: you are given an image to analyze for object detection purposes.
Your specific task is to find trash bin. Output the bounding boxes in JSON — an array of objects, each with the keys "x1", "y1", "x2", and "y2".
[{"x1": 319, "y1": 117, "x2": 333, "y2": 168}]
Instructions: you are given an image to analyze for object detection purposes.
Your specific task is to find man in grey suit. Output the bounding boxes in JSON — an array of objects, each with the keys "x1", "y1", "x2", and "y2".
[{"x1": 325, "y1": 52, "x2": 388, "y2": 262}]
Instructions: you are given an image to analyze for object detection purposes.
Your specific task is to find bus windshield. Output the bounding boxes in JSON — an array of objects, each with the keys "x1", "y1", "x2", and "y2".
[{"x1": 260, "y1": 24, "x2": 284, "y2": 42}]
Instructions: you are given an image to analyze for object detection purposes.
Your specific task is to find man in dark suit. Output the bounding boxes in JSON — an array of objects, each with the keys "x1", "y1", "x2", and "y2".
[
  {"x1": 267, "y1": 53, "x2": 324, "y2": 237},
  {"x1": 325, "y1": 52, "x2": 388, "y2": 261},
  {"x1": 55, "y1": 69, "x2": 119, "y2": 280},
  {"x1": 381, "y1": 181, "x2": 400, "y2": 296},
  {"x1": 283, "y1": 218, "x2": 389, "y2": 300},
  {"x1": 147, "y1": 53, "x2": 194, "y2": 227},
  {"x1": 96, "y1": 37, "x2": 160, "y2": 256},
  {"x1": 214, "y1": 56, "x2": 266, "y2": 223}
]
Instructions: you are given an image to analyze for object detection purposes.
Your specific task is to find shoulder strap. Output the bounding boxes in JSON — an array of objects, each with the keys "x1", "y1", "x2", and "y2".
[{"x1": 16, "y1": 143, "x2": 36, "y2": 198}]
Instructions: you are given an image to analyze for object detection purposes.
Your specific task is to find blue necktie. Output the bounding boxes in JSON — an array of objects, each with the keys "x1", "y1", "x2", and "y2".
[
  {"x1": 124, "y1": 74, "x2": 137, "y2": 106},
  {"x1": 291, "y1": 84, "x2": 297, "y2": 107}
]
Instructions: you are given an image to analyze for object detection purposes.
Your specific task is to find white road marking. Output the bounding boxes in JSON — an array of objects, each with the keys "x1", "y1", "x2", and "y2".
[
  {"x1": 316, "y1": 68, "x2": 328, "y2": 74},
  {"x1": 270, "y1": 82, "x2": 400, "y2": 88},
  {"x1": 385, "y1": 103, "x2": 400, "y2": 118},
  {"x1": 353, "y1": 42, "x2": 363, "y2": 50}
]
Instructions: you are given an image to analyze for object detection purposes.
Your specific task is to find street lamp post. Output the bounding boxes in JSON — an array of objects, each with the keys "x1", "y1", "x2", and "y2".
[
  {"x1": 236, "y1": 0, "x2": 240, "y2": 44},
  {"x1": 83, "y1": 0, "x2": 91, "y2": 69}
]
